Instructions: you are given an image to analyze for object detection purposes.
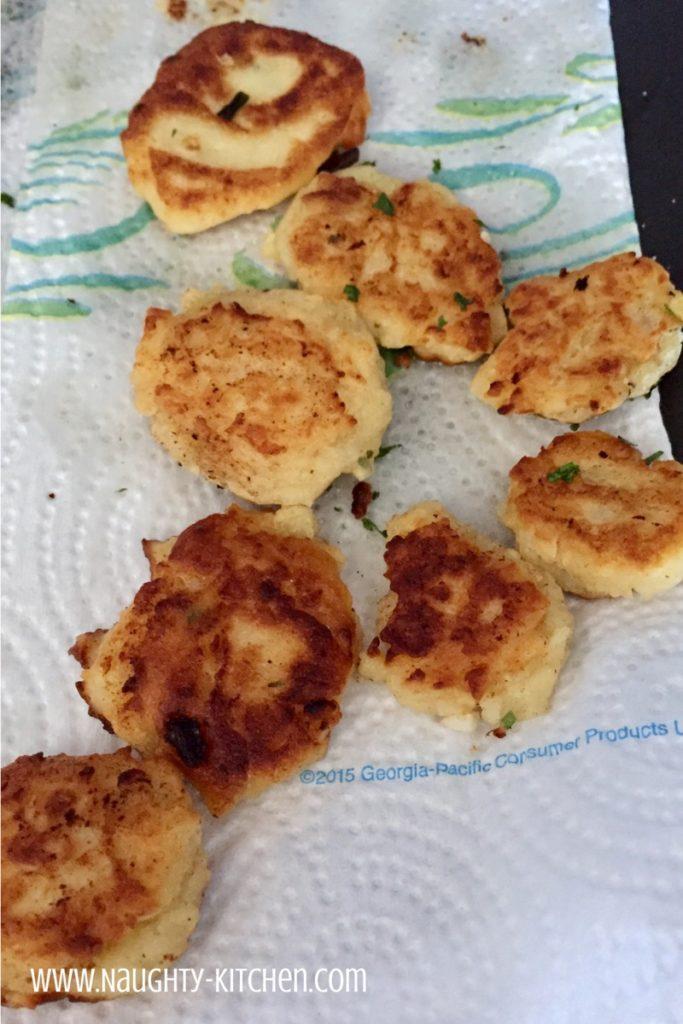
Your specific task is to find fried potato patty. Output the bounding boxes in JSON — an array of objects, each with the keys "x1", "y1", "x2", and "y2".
[
  {"x1": 132, "y1": 289, "x2": 392, "y2": 506},
  {"x1": 501, "y1": 431, "x2": 683, "y2": 598},
  {"x1": 122, "y1": 21, "x2": 370, "y2": 233},
  {"x1": 272, "y1": 166, "x2": 505, "y2": 364},
  {"x1": 359, "y1": 502, "x2": 572, "y2": 728},
  {"x1": 471, "y1": 253, "x2": 683, "y2": 421},
  {"x1": 1, "y1": 749, "x2": 207, "y2": 1008},
  {"x1": 71, "y1": 506, "x2": 358, "y2": 816}
]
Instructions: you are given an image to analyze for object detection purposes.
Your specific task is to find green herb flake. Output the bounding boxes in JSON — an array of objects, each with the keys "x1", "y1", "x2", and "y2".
[
  {"x1": 377, "y1": 443, "x2": 401, "y2": 460},
  {"x1": 501, "y1": 711, "x2": 517, "y2": 730},
  {"x1": 372, "y1": 490, "x2": 380, "y2": 500},
  {"x1": 270, "y1": 213, "x2": 283, "y2": 231},
  {"x1": 362, "y1": 517, "x2": 387, "y2": 538},
  {"x1": 360, "y1": 160, "x2": 377, "y2": 167},
  {"x1": 432, "y1": 158, "x2": 442, "y2": 173},
  {"x1": 570, "y1": 423, "x2": 580, "y2": 431},
  {"x1": 454, "y1": 291, "x2": 473, "y2": 310},
  {"x1": 380, "y1": 347, "x2": 399, "y2": 377},
  {"x1": 217, "y1": 91, "x2": 249, "y2": 121},
  {"x1": 380, "y1": 346, "x2": 413, "y2": 376},
  {"x1": 474, "y1": 217, "x2": 485, "y2": 227},
  {"x1": 644, "y1": 450, "x2": 664, "y2": 465},
  {"x1": 2, "y1": 192, "x2": 15, "y2": 208},
  {"x1": 665, "y1": 303, "x2": 683, "y2": 322},
  {"x1": 373, "y1": 192, "x2": 395, "y2": 216},
  {"x1": 334, "y1": 506, "x2": 342, "y2": 512},
  {"x1": 186, "y1": 608, "x2": 204, "y2": 625},
  {"x1": 115, "y1": 487, "x2": 128, "y2": 493},
  {"x1": 343, "y1": 283, "x2": 360, "y2": 302},
  {"x1": 547, "y1": 461, "x2": 580, "y2": 484},
  {"x1": 617, "y1": 435, "x2": 635, "y2": 447},
  {"x1": 436, "y1": 315, "x2": 447, "y2": 331}
]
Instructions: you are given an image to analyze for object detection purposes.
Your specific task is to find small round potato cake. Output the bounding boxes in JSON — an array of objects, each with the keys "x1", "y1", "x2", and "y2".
[
  {"x1": 501, "y1": 431, "x2": 683, "y2": 599},
  {"x1": 132, "y1": 289, "x2": 392, "y2": 506},
  {"x1": 471, "y1": 252, "x2": 683, "y2": 422},
  {"x1": 122, "y1": 21, "x2": 370, "y2": 233},
  {"x1": 272, "y1": 166, "x2": 506, "y2": 364},
  {"x1": 359, "y1": 502, "x2": 572, "y2": 730},
  {"x1": 70, "y1": 505, "x2": 358, "y2": 816},
  {"x1": 1, "y1": 749, "x2": 208, "y2": 1008}
]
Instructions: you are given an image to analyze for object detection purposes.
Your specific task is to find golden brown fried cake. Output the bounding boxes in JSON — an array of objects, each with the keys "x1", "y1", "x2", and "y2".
[
  {"x1": 272, "y1": 166, "x2": 506, "y2": 364},
  {"x1": 132, "y1": 289, "x2": 392, "y2": 506},
  {"x1": 501, "y1": 431, "x2": 683, "y2": 599},
  {"x1": 471, "y1": 252, "x2": 683, "y2": 422},
  {"x1": 122, "y1": 21, "x2": 370, "y2": 233},
  {"x1": 1, "y1": 749, "x2": 207, "y2": 1008},
  {"x1": 71, "y1": 506, "x2": 358, "y2": 816},
  {"x1": 359, "y1": 502, "x2": 572, "y2": 729}
]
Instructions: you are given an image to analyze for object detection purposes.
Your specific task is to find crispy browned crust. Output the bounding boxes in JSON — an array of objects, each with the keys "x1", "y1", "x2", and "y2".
[
  {"x1": 367, "y1": 516, "x2": 549, "y2": 702},
  {"x1": 1, "y1": 750, "x2": 202, "y2": 1008},
  {"x1": 71, "y1": 507, "x2": 358, "y2": 815},
  {"x1": 504, "y1": 431, "x2": 683, "y2": 568},
  {"x1": 275, "y1": 170, "x2": 504, "y2": 363},
  {"x1": 122, "y1": 21, "x2": 370, "y2": 231},
  {"x1": 471, "y1": 253, "x2": 682, "y2": 421},
  {"x1": 131, "y1": 291, "x2": 391, "y2": 506},
  {"x1": 136, "y1": 298, "x2": 355, "y2": 480}
]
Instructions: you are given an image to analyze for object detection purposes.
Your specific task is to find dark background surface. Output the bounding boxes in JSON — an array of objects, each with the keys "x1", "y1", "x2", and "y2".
[{"x1": 610, "y1": 0, "x2": 683, "y2": 456}]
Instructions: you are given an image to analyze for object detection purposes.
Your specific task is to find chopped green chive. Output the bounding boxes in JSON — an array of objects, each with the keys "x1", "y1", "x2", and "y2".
[
  {"x1": 362, "y1": 517, "x2": 387, "y2": 537},
  {"x1": 436, "y1": 315, "x2": 447, "y2": 331},
  {"x1": 570, "y1": 423, "x2": 580, "y2": 431},
  {"x1": 377, "y1": 443, "x2": 401, "y2": 459},
  {"x1": 389, "y1": 347, "x2": 413, "y2": 373},
  {"x1": 454, "y1": 292, "x2": 473, "y2": 310},
  {"x1": 380, "y1": 346, "x2": 400, "y2": 377},
  {"x1": 547, "y1": 462, "x2": 580, "y2": 483},
  {"x1": 1, "y1": 192, "x2": 15, "y2": 208},
  {"x1": 373, "y1": 192, "x2": 395, "y2": 216},
  {"x1": 217, "y1": 91, "x2": 249, "y2": 121},
  {"x1": 343, "y1": 283, "x2": 360, "y2": 302},
  {"x1": 271, "y1": 213, "x2": 283, "y2": 230},
  {"x1": 644, "y1": 450, "x2": 664, "y2": 465},
  {"x1": 501, "y1": 711, "x2": 516, "y2": 730},
  {"x1": 432, "y1": 158, "x2": 442, "y2": 173},
  {"x1": 372, "y1": 490, "x2": 380, "y2": 500},
  {"x1": 334, "y1": 506, "x2": 342, "y2": 512},
  {"x1": 474, "y1": 217, "x2": 485, "y2": 227},
  {"x1": 115, "y1": 487, "x2": 128, "y2": 493},
  {"x1": 360, "y1": 160, "x2": 377, "y2": 167},
  {"x1": 617, "y1": 435, "x2": 635, "y2": 447}
]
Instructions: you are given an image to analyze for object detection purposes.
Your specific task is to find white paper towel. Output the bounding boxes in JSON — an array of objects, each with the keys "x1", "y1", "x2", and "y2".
[{"x1": 2, "y1": 1, "x2": 682, "y2": 1021}]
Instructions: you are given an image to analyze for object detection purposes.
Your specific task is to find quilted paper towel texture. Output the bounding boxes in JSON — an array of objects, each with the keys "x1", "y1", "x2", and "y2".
[{"x1": 2, "y1": 1, "x2": 682, "y2": 1022}]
